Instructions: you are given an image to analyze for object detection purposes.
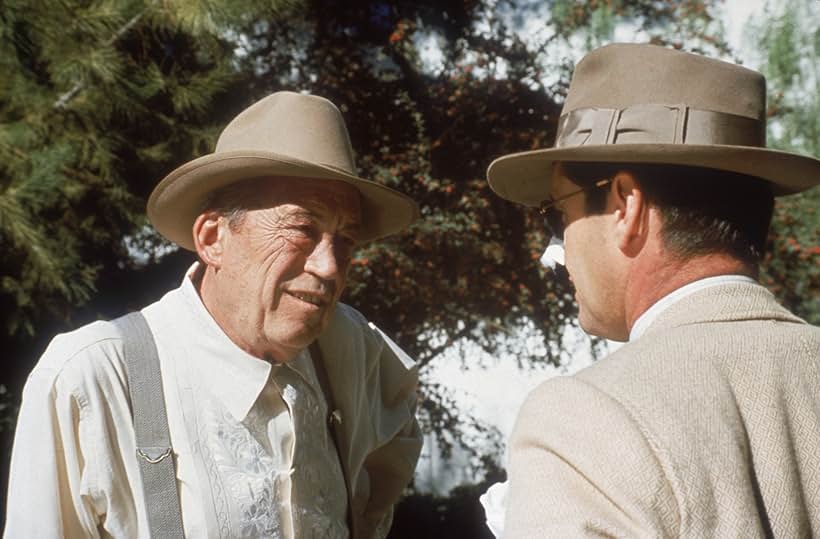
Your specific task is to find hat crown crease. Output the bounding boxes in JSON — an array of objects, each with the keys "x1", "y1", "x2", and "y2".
[
  {"x1": 564, "y1": 43, "x2": 766, "y2": 121},
  {"x1": 215, "y1": 92, "x2": 357, "y2": 175}
]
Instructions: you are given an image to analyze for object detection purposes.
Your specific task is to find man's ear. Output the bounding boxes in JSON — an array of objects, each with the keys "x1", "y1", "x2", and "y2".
[
  {"x1": 611, "y1": 171, "x2": 648, "y2": 257},
  {"x1": 193, "y1": 212, "x2": 226, "y2": 268}
]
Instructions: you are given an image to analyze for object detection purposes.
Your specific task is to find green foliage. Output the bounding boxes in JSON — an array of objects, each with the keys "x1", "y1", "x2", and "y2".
[
  {"x1": 0, "y1": 385, "x2": 17, "y2": 436},
  {"x1": 0, "y1": 0, "x2": 735, "y2": 479},
  {"x1": 755, "y1": 0, "x2": 818, "y2": 156},
  {"x1": 2, "y1": 2, "x2": 817, "y2": 526},
  {"x1": 547, "y1": 0, "x2": 726, "y2": 52},
  {"x1": 0, "y1": 0, "x2": 731, "y2": 347},
  {"x1": 0, "y1": 0, "x2": 299, "y2": 337},
  {"x1": 222, "y1": 0, "x2": 728, "y2": 478},
  {"x1": 749, "y1": 0, "x2": 820, "y2": 323},
  {"x1": 261, "y1": 0, "x2": 728, "y2": 371},
  {"x1": 762, "y1": 189, "x2": 820, "y2": 323}
]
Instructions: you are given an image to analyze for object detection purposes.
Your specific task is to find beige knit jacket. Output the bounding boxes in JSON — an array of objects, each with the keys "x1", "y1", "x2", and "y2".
[{"x1": 504, "y1": 282, "x2": 820, "y2": 538}]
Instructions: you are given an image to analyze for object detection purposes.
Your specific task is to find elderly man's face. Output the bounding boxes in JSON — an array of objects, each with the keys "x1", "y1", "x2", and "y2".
[{"x1": 207, "y1": 178, "x2": 361, "y2": 362}]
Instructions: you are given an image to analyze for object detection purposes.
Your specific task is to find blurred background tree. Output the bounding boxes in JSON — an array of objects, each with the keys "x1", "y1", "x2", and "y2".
[
  {"x1": 749, "y1": 0, "x2": 819, "y2": 323},
  {"x1": 1, "y1": 0, "x2": 816, "y2": 536}
]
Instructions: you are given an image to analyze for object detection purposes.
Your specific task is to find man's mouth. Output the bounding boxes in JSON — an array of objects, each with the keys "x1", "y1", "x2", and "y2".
[{"x1": 287, "y1": 291, "x2": 327, "y2": 307}]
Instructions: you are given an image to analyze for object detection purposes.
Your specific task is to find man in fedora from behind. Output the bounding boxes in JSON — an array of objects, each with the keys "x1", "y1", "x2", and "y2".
[
  {"x1": 6, "y1": 92, "x2": 422, "y2": 538},
  {"x1": 487, "y1": 44, "x2": 820, "y2": 537}
]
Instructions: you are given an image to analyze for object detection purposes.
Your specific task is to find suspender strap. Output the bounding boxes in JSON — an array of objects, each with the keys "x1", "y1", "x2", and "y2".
[
  {"x1": 309, "y1": 340, "x2": 355, "y2": 537},
  {"x1": 114, "y1": 312, "x2": 185, "y2": 539}
]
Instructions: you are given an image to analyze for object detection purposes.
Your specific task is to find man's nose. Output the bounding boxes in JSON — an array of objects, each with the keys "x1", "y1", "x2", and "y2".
[{"x1": 305, "y1": 235, "x2": 343, "y2": 280}]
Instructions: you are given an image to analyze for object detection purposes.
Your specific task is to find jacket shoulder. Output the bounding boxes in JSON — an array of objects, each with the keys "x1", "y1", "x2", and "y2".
[
  {"x1": 572, "y1": 306, "x2": 820, "y2": 536},
  {"x1": 506, "y1": 375, "x2": 680, "y2": 536}
]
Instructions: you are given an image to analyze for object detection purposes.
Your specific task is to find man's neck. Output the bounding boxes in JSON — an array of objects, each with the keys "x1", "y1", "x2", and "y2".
[{"x1": 624, "y1": 253, "x2": 755, "y2": 333}]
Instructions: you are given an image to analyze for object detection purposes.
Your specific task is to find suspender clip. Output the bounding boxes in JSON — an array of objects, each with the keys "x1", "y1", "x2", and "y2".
[{"x1": 137, "y1": 447, "x2": 173, "y2": 464}]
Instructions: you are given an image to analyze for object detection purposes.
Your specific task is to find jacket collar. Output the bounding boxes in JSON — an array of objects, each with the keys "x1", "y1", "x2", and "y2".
[
  {"x1": 629, "y1": 275, "x2": 757, "y2": 341},
  {"x1": 642, "y1": 280, "x2": 804, "y2": 340}
]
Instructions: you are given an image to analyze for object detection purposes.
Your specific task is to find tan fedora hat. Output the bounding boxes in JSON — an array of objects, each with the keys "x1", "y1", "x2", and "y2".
[
  {"x1": 148, "y1": 91, "x2": 419, "y2": 250},
  {"x1": 487, "y1": 43, "x2": 820, "y2": 206}
]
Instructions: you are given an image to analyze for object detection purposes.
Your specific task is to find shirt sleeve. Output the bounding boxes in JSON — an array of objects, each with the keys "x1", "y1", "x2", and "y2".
[
  {"x1": 4, "y1": 366, "x2": 100, "y2": 538},
  {"x1": 502, "y1": 376, "x2": 680, "y2": 539},
  {"x1": 353, "y1": 320, "x2": 422, "y2": 539},
  {"x1": 315, "y1": 304, "x2": 423, "y2": 539}
]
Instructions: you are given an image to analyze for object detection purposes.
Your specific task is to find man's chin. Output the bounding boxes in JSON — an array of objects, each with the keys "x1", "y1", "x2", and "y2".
[
  {"x1": 578, "y1": 313, "x2": 628, "y2": 342},
  {"x1": 279, "y1": 322, "x2": 327, "y2": 351},
  {"x1": 577, "y1": 318, "x2": 596, "y2": 338},
  {"x1": 577, "y1": 310, "x2": 606, "y2": 339}
]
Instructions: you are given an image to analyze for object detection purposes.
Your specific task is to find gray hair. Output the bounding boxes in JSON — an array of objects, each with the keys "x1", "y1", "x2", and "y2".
[{"x1": 201, "y1": 177, "x2": 273, "y2": 230}]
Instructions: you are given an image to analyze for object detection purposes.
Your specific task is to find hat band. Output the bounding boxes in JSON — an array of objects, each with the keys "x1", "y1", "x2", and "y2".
[{"x1": 556, "y1": 104, "x2": 765, "y2": 149}]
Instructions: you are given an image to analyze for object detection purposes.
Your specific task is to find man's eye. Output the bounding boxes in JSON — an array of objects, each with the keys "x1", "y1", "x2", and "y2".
[
  {"x1": 338, "y1": 233, "x2": 357, "y2": 246},
  {"x1": 335, "y1": 235, "x2": 356, "y2": 258},
  {"x1": 294, "y1": 225, "x2": 319, "y2": 239}
]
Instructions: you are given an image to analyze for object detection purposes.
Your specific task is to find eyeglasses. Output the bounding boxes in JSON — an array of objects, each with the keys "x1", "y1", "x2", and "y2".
[{"x1": 538, "y1": 179, "x2": 611, "y2": 241}]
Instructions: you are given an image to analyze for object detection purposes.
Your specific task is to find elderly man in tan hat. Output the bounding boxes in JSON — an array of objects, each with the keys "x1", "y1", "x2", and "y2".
[
  {"x1": 6, "y1": 92, "x2": 422, "y2": 538},
  {"x1": 485, "y1": 44, "x2": 820, "y2": 537}
]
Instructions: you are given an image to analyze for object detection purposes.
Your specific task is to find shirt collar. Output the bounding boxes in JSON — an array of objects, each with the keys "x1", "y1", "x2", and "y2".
[
  {"x1": 629, "y1": 274, "x2": 758, "y2": 342},
  {"x1": 175, "y1": 263, "x2": 272, "y2": 421}
]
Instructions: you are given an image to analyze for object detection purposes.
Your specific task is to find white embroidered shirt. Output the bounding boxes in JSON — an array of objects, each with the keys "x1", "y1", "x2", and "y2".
[{"x1": 5, "y1": 266, "x2": 350, "y2": 538}]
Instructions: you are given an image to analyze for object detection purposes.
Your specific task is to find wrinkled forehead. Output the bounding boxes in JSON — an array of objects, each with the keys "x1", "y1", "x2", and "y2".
[
  {"x1": 211, "y1": 176, "x2": 362, "y2": 224},
  {"x1": 267, "y1": 177, "x2": 361, "y2": 218}
]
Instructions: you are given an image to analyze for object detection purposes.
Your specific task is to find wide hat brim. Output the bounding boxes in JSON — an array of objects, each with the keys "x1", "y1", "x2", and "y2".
[
  {"x1": 148, "y1": 150, "x2": 419, "y2": 251},
  {"x1": 488, "y1": 143, "x2": 820, "y2": 207}
]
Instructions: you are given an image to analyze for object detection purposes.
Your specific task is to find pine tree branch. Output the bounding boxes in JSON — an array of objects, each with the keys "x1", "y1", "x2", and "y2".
[
  {"x1": 7, "y1": 145, "x2": 102, "y2": 185},
  {"x1": 53, "y1": 8, "x2": 148, "y2": 109}
]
